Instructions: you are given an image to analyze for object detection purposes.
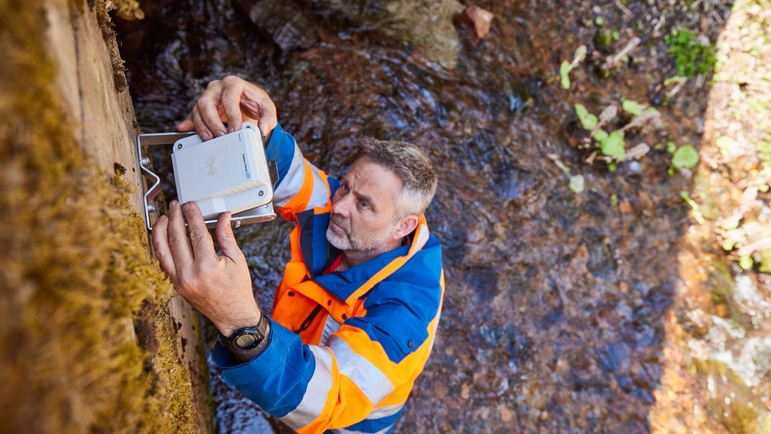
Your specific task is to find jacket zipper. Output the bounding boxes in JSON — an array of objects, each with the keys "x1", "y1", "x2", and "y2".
[{"x1": 294, "y1": 304, "x2": 323, "y2": 334}]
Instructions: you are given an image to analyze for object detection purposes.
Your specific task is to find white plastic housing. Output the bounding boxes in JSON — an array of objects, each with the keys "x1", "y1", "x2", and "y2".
[{"x1": 171, "y1": 123, "x2": 273, "y2": 220}]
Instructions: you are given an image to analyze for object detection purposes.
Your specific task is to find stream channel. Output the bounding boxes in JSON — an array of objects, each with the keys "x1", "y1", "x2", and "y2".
[{"x1": 115, "y1": 0, "x2": 771, "y2": 432}]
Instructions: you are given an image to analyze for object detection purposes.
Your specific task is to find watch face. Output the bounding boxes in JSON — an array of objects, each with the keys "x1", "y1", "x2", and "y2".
[{"x1": 235, "y1": 333, "x2": 257, "y2": 349}]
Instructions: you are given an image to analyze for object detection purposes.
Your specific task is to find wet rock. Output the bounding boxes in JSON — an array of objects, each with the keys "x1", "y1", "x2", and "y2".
[
  {"x1": 235, "y1": 0, "x2": 319, "y2": 52},
  {"x1": 499, "y1": 404, "x2": 513, "y2": 422},
  {"x1": 694, "y1": 359, "x2": 771, "y2": 433},
  {"x1": 459, "y1": 4, "x2": 494, "y2": 40},
  {"x1": 319, "y1": 0, "x2": 463, "y2": 69}
]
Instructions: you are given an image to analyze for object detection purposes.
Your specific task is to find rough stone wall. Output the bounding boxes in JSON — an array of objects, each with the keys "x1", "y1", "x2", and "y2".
[{"x1": 0, "y1": 0, "x2": 211, "y2": 432}]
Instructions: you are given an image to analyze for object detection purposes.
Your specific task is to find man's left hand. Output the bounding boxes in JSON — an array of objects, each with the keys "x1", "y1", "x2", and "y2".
[{"x1": 151, "y1": 200, "x2": 261, "y2": 337}]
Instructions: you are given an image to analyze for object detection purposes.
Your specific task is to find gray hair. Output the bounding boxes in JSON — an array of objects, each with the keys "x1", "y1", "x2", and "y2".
[{"x1": 356, "y1": 138, "x2": 437, "y2": 219}]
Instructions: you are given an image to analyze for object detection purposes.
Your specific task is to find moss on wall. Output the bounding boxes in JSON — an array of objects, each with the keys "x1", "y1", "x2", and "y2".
[{"x1": 0, "y1": 0, "x2": 198, "y2": 432}]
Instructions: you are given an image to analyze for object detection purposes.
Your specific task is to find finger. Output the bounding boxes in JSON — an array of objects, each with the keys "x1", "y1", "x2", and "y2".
[
  {"x1": 215, "y1": 212, "x2": 244, "y2": 262},
  {"x1": 242, "y1": 86, "x2": 278, "y2": 137},
  {"x1": 197, "y1": 91, "x2": 227, "y2": 138},
  {"x1": 176, "y1": 116, "x2": 194, "y2": 132},
  {"x1": 151, "y1": 215, "x2": 177, "y2": 283},
  {"x1": 191, "y1": 108, "x2": 212, "y2": 141},
  {"x1": 182, "y1": 202, "x2": 217, "y2": 259},
  {"x1": 221, "y1": 77, "x2": 245, "y2": 133},
  {"x1": 167, "y1": 200, "x2": 194, "y2": 275}
]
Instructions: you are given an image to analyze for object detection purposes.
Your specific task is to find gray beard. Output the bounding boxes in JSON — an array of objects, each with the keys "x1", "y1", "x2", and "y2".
[
  {"x1": 326, "y1": 225, "x2": 353, "y2": 251},
  {"x1": 325, "y1": 217, "x2": 398, "y2": 253}
]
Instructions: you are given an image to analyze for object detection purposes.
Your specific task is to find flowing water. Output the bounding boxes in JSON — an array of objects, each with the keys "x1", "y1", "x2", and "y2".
[{"x1": 116, "y1": 0, "x2": 771, "y2": 432}]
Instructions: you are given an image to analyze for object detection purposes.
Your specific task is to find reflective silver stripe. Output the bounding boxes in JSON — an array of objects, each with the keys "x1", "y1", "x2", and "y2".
[
  {"x1": 328, "y1": 335, "x2": 394, "y2": 405},
  {"x1": 320, "y1": 313, "x2": 341, "y2": 346},
  {"x1": 332, "y1": 424, "x2": 393, "y2": 434},
  {"x1": 274, "y1": 143, "x2": 306, "y2": 207},
  {"x1": 415, "y1": 224, "x2": 429, "y2": 250},
  {"x1": 367, "y1": 403, "x2": 404, "y2": 419},
  {"x1": 279, "y1": 346, "x2": 334, "y2": 430},
  {"x1": 306, "y1": 163, "x2": 330, "y2": 210}
]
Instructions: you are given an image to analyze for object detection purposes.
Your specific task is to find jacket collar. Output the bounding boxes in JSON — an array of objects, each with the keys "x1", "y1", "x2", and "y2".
[{"x1": 297, "y1": 210, "x2": 432, "y2": 304}]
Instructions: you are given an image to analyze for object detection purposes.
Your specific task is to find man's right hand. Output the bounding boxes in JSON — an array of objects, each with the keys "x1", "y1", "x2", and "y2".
[{"x1": 176, "y1": 76, "x2": 278, "y2": 142}]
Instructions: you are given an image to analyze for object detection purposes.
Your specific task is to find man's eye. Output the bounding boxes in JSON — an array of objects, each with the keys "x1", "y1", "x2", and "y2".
[{"x1": 358, "y1": 201, "x2": 368, "y2": 209}]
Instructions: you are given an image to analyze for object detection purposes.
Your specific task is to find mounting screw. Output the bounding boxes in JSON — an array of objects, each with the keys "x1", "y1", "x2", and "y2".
[
  {"x1": 140, "y1": 157, "x2": 151, "y2": 166},
  {"x1": 233, "y1": 219, "x2": 242, "y2": 229},
  {"x1": 258, "y1": 190, "x2": 265, "y2": 197},
  {"x1": 147, "y1": 204, "x2": 157, "y2": 213},
  {"x1": 176, "y1": 143, "x2": 183, "y2": 149}
]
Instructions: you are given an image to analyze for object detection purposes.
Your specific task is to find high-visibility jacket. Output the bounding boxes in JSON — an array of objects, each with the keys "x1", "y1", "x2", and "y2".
[{"x1": 213, "y1": 124, "x2": 445, "y2": 434}]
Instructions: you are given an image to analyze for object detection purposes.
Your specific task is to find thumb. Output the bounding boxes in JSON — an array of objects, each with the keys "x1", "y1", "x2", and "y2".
[
  {"x1": 215, "y1": 212, "x2": 243, "y2": 261},
  {"x1": 257, "y1": 112, "x2": 277, "y2": 139}
]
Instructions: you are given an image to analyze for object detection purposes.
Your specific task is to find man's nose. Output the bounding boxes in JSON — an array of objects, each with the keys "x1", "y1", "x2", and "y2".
[{"x1": 331, "y1": 194, "x2": 351, "y2": 218}]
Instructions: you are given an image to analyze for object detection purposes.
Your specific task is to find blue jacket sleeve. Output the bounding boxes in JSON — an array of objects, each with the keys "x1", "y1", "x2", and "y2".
[{"x1": 264, "y1": 124, "x2": 335, "y2": 221}]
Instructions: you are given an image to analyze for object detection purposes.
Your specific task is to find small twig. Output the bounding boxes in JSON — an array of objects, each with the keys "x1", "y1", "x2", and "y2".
[
  {"x1": 603, "y1": 37, "x2": 641, "y2": 69},
  {"x1": 622, "y1": 110, "x2": 661, "y2": 132},
  {"x1": 588, "y1": 105, "x2": 618, "y2": 138},
  {"x1": 738, "y1": 237, "x2": 771, "y2": 257},
  {"x1": 666, "y1": 77, "x2": 687, "y2": 98},
  {"x1": 547, "y1": 153, "x2": 571, "y2": 174},
  {"x1": 614, "y1": 0, "x2": 634, "y2": 17},
  {"x1": 652, "y1": 14, "x2": 666, "y2": 36},
  {"x1": 626, "y1": 143, "x2": 650, "y2": 160}
]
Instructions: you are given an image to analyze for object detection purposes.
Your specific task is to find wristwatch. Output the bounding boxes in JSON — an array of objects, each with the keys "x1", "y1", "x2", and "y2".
[{"x1": 218, "y1": 313, "x2": 269, "y2": 351}]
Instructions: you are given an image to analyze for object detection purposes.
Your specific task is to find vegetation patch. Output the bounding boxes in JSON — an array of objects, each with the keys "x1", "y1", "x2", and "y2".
[
  {"x1": 665, "y1": 29, "x2": 717, "y2": 79},
  {"x1": 0, "y1": 0, "x2": 195, "y2": 432}
]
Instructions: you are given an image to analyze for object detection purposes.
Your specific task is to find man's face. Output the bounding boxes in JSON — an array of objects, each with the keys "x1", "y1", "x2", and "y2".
[{"x1": 326, "y1": 157, "x2": 403, "y2": 252}]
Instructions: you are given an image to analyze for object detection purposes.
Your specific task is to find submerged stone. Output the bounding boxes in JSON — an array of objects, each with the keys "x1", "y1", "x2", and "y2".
[
  {"x1": 320, "y1": 0, "x2": 464, "y2": 69},
  {"x1": 235, "y1": 0, "x2": 319, "y2": 52},
  {"x1": 459, "y1": 4, "x2": 494, "y2": 40}
]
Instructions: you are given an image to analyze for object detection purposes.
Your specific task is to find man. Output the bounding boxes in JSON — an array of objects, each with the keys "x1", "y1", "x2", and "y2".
[{"x1": 152, "y1": 76, "x2": 443, "y2": 433}]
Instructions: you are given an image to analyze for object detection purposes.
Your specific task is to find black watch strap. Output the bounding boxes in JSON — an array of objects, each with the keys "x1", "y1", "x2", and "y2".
[{"x1": 219, "y1": 313, "x2": 270, "y2": 351}]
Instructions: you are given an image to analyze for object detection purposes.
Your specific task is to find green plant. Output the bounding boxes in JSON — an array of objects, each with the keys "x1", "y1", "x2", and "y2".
[
  {"x1": 569, "y1": 175, "x2": 585, "y2": 193},
  {"x1": 560, "y1": 45, "x2": 587, "y2": 89},
  {"x1": 622, "y1": 99, "x2": 644, "y2": 116},
  {"x1": 665, "y1": 29, "x2": 717, "y2": 78},
  {"x1": 681, "y1": 192, "x2": 705, "y2": 224},
  {"x1": 672, "y1": 145, "x2": 700, "y2": 169},
  {"x1": 575, "y1": 104, "x2": 598, "y2": 129},
  {"x1": 601, "y1": 130, "x2": 626, "y2": 160}
]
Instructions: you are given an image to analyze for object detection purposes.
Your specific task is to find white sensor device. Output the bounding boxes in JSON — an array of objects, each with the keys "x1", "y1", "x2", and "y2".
[{"x1": 171, "y1": 122, "x2": 273, "y2": 220}]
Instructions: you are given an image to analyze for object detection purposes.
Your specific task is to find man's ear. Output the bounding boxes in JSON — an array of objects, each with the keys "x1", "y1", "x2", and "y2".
[{"x1": 393, "y1": 214, "x2": 419, "y2": 240}]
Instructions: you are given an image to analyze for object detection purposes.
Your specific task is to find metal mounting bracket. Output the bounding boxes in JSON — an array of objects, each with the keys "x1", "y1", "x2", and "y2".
[{"x1": 137, "y1": 131, "x2": 277, "y2": 231}]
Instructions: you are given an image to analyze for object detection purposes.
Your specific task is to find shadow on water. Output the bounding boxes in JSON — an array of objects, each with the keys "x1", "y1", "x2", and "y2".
[{"x1": 114, "y1": 0, "x2": 749, "y2": 432}]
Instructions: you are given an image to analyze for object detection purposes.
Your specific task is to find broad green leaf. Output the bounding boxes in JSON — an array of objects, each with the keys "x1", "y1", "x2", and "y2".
[
  {"x1": 569, "y1": 175, "x2": 584, "y2": 193},
  {"x1": 560, "y1": 61, "x2": 572, "y2": 89},
  {"x1": 593, "y1": 130, "x2": 609, "y2": 142},
  {"x1": 739, "y1": 255, "x2": 753, "y2": 270},
  {"x1": 575, "y1": 104, "x2": 598, "y2": 130},
  {"x1": 672, "y1": 145, "x2": 699, "y2": 169},
  {"x1": 600, "y1": 130, "x2": 626, "y2": 160},
  {"x1": 622, "y1": 99, "x2": 644, "y2": 116}
]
